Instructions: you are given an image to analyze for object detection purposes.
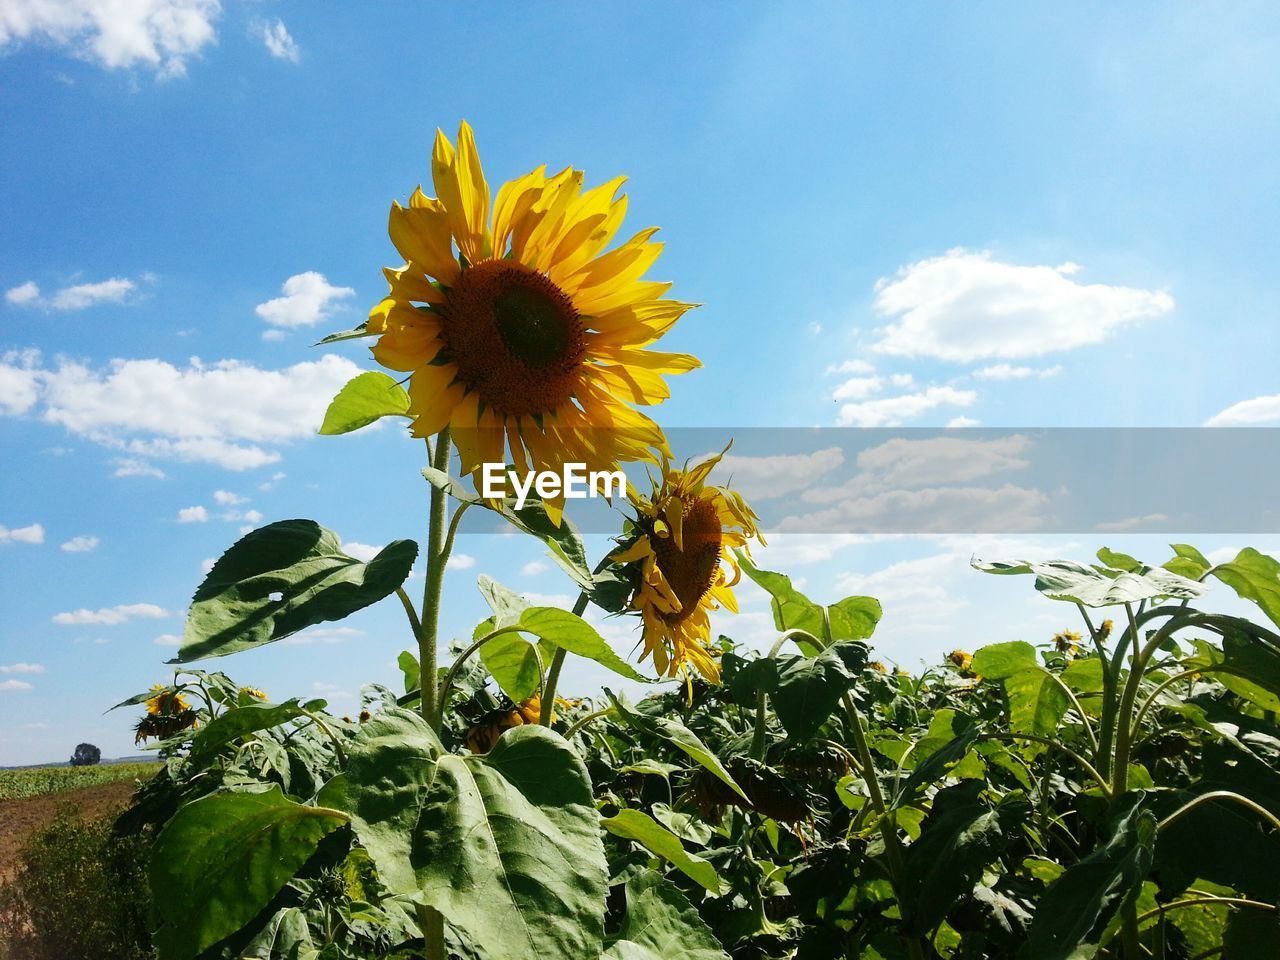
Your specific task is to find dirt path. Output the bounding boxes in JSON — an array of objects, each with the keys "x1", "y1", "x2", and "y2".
[{"x1": 0, "y1": 780, "x2": 138, "y2": 882}]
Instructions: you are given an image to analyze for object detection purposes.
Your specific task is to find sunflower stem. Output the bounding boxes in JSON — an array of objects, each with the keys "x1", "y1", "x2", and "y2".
[{"x1": 539, "y1": 591, "x2": 590, "y2": 725}]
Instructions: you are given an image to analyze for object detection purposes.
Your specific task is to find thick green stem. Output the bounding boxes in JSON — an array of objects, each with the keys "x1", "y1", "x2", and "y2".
[{"x1": 416, "y1": 429, "x2": 452, "y2": 960}]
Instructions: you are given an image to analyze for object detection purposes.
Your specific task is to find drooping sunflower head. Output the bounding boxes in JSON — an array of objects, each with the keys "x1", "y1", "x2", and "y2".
[
  {"x1": 613, "y1": 448, "x2": 762, "y2": 683},
  {"x1": 145, "y1": 684, "x2": 190, "y2": 716},
  {"x1": 238, "y1": 686, "x2": 268, "y2": 703},
  {"x1": 368, "y1": 121, "x2": 700, "y2": 520}
]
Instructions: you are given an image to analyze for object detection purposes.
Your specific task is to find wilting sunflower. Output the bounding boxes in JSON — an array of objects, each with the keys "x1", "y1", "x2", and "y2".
[
  {"x1": 367, "y1": 121, "x2": 699, "y2": 518},
  {"x1": 145, "y1": 684, "x2": 189, "y2": 716},
  {"x1": 136, "y1": 685, "x2": 198, "y2": 744},
  {"x1": 613, "y1": 448, "x2": 762, "y2": 683}
]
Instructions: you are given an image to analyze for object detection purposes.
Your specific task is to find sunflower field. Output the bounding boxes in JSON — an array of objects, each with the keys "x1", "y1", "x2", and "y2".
[{"x1": 105, "y1": 124, "x2": 1280, "y2": 960}]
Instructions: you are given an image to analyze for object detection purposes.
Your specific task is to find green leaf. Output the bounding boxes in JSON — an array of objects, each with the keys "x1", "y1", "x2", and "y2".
[
  {"x1": 397, "y1": 650, "x2": 419, "y2": 694},
  {"x1": 1062, "y1": 657, "x2": 1106, "y2": 695},
  {"x1": 902, "y1": 782, "x2": 1029, "y2": 935},
  {"x1": 1097, "y1": 547, "x2": 1143, "y2": 573},
  {"x1": 1164, "y1": 543, "x2": 1212, "y2": 580},
  {"x1": 1212, "y1": 547, "x2": 1280, "y2": 631},
  {"x1": 828, "y1": 595, "x2": 883, "y2": 643},
  {"x1": 973, "y1": 557, "x2": 1207, "y2": 607},
  {"x1": 604, "y1": 870, "x2": 729, "y2": 960},
  {"x1": 1224, "y1": 909, "x2": 1280, "y2": 959},
  {"x1": 412, "y1": 725, "x2": 607, "y2": 960},
  {"x1": 1004, "y1": 668, "x2": 1070, "y2": 738},
  {"x1": 1021, "y1": 803, "x2": 1156, "y2": 960},
  {"x1": 314, "y1": 321, "x2": 373, "y2": 345},
  {"x1": 768, "y1": 641, "x2": 867, "y2": 742},
  {"x1": 479, "y1": 630, "x2": 545, "y2": 702},
  {"x1": 476, "y1": 573, "x2": 530, "y2": 626},
  {"x1": 736, "y1": 552, "x2": 881, "y2": 653},
  {"x1": 149, "y1": 786, "x2": 347, "y2": 960},
  {"x1": 178, "y1": 521, "x2": 417, "y2": 661},
  {"x1": 240, "y1": 906, "x2": 314, "y2": 960},
  {"x1": 184, "y1": 699, "x2": 316, "y2": 767},
  {"x1": 602, "y1": 808, "x2": 723, "y2": 893},
  {"x1": 971, "y1": 641, "x2": 1038, "y2": 679},
  {"x1": 318, "y1": 371, "x2": 410, "y2": 435},
  {"x1": 608, "y1": 690, "x2": 747, "y2": 800},
  {"x1": 342, "y1": 707, "x2": 442, "y2": 895},
  {"x1": 518, "y1": 606, "x2": 647, "y2": 681},
  {"x1": 1219, "y1": 631, "x2": 1280, "y2": 712},
  {"x1": 893, "y1": 713, "x2": 980, "y2": 807}
]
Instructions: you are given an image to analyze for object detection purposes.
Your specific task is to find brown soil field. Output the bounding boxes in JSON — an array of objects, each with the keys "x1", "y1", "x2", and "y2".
[{"x1": 0, "y1": 780, "x2": 138, "y2": 882}]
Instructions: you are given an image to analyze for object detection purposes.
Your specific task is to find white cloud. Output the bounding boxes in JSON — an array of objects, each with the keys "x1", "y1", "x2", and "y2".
[
  {"x1": 832, "y1": 376, "x2": 883, "y2": 401},
  {"x1": 341, "y1": 541, "x2": 382, "y2": 562},
  {"x1": 784, "y1": 484, "x2": 1046, "y2": 535},
  {"x1": 752, "y1": 533, "x2": 879, "y2": 566},
  {"x1": 200, "y1": 557, "x2": 215, "y2": 574},
  {"x1": 257, "y1": 18, "x2": 298, "y2": 62},
  {"x1": 112, "y1": 457, "x2": 166, "y2": 478},
  {"x1": 973, "y1": 363, "x2": 1063, "y2": 381},
  {"x1": 51, "y1": 277, "x2": 136, "y2": 309},
  {"x1": 0, "y1": 663, "x2": 44, "y2": 674},
  {"x1": 0, "y1": 351, "x2": 362, "y2": 470},
  {"x1": 447, "y1": 553, "x2": 477, "y2": 571},
  {"x1": 177, "y1": 505, "x2": 209, "y2": 523},
  {"x1": 255, "y1": 272, "x2": 354, "y2": 329},
  {"x1": 847, "y1": 435, "x2": 1033, "y2": 492},
  {"x1": 52, "y1": 602, "x2": 172, "y2": 625},
  {"x1": 0, "y1": 679, "x2": 33, "y2": 692},
  {"x1": 837, "y1": 385, "x2": 976, "y2": 427},
  {"x1": 718, "y1": 447, "x2": 845, "y2": 501},
  {"x1": 5, "y1": 281, "x2": 40, "y2": 305},
  {"x1": 284, "y1": 626, "x2": 364, "y2": 646},
  {"x1": 152, "y1": 633, "x2": 181, "y2": 646},
  {"x1": 889, "y1": 373, "x2": 915, "y2": 388},
  {"x1": 60, "y1": 534, "x2": 99, "y2": 552},
  {"x1": 0, "y1": 0, "x2": 221, "y2": 77},
  {"x1": 873, "y1": 249, "x2": 1173, "y2": 361},
  {"x1": 947, "y1": 416, "x2": 980, "y2": 428},
  {"x1": 0, "y1": 522, "x2": 45, "y2": 544},
  {"x1": 520, "y1": 560, "x2": 549, "y2": 576},
  {"x1": 213, "y1": 490, "x2": 246, "y2": 505},
  {"x1": 1205, "y1": 394, "x2": 1280, "y2": 427},
  {"x1": 826, "y1": 359, "x2": 875, "y2": 375},
  {"x1": 1095, "y1": 513, "x2": 1169, "y2": 532},
  {"x1": 0, "y1": 348, "x2": 42, "y2": 415},
  {"x1": 258, "y1": 471, "x2": 285, "y2": 492}
]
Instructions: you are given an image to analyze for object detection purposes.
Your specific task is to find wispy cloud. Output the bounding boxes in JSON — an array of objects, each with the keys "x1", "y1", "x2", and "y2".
[
  {"x1": 60, "y1": 534, "x2": 99, "y2": 552},
  {"x1": 52, "y1": 603, "x2": 173, "y2": 625},
  {"x1": 256, "y1": 18, "x2": 299, "y2": 63}
]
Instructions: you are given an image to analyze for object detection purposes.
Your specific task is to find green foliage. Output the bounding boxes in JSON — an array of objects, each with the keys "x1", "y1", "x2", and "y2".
[
  {"x1": 318, "y1": 371, "x2": 411, "y2": 435},
  {"x1": 0, "y1": 761, "x2": 158, "y2": 801}
]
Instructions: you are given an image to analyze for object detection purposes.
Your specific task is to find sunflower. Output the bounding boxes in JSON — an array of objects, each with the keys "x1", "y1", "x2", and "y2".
[
  {"x1": 1052, "y1": 629, "x2": 1083, "y2": 658},
  {"x1": 367, "y1": 121, "x2": 699, "y2": 519},
  {"x1": 947, "y1": 649, "x2": 974, "y2": 673},
  {"x1": 145, "y1": 684, "x2": 189, "y2": 716},
  {"x1": 239, "y1": 686, "x2": 268, "y2": 702},
  {"x1": 613, "y1": 448, "x2": 762, "y2": 683}
]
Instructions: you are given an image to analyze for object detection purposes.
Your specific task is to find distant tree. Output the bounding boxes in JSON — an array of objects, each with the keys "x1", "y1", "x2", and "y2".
[{"x1": 70, "y1": 743, "x2": 101, "y2": 766}]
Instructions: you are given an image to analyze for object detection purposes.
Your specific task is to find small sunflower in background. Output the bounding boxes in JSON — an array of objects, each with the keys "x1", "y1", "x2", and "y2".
[
  {"x1": 1052, "y1": 629, "x2": 1083, "y2": 658},
  {"x1": 238, "y1": 686, "x2": 268, "y2": 703},
  {"x1": 613, "y1": 448, "x2": 762, "y2": 683},
  {"x1": 465, "y1": 693, "x2": 581, "y2": 754},
  {"x1": 947, "y1": 649, "x2": 975, "y2": 674},
  {"x1": 367, "y1": 121, "x2": 699, "y2": 520},
  {"x1": 135, "y1": 684, "x2": 198, "y2": 744}
]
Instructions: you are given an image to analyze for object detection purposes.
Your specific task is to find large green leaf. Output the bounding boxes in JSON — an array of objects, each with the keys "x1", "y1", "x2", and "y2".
[
  {"x1": 1097, "y1": 547, "x2": 1143, "y2": 573},
  {"x1": 768, "y1": 641, "x2": 867, "y2": 742},
  {"x1": 239, "y1": 907, "x2": 314, "y2": 960},
  {"x1": 1164, "y1": 543, "x2": 1212, "y2": 581},
  {"x1": 902, "y1": 782, "x2": 1029, "y2": 935},
  {"x1": 1004, "y1": 668, "x2": 1070, "y2": 738},
  {"x1": 972, "y1": 641, "x2": 1038, "y2": 679},
  {"x1": 737, "y1": 552, "x2": 880, "y2": 653},
  {"x1": 518, "y1": 606, "x2": 646, "y2": 681},
  {"x1": 318, "y1": 371, "x2": 410, "y2": 435},
  {"x1": 184, "y1": 698, "x2": 322, "y2": 768},
  {"x1": 602, "y1": 808, "x2": 723, "y2": 893},
  {"x1": 412, "y1": 725, "x2": 607, "y2": 960},
  {"x1": 342, "y1": 707, "x2": 442, "y2": 895},
  {"x1": 1020, "y1": 803, "x2": 1156, "y2": 960},
  {"x1": 609, "y1": 691, "x2": 747, "y2": 800},
  {"x1": 178, "y1": 521, "x2": 417, "y2": 661},
  {"x1": 973, "y1": 557, "x2": 1207, "y2": 607},
  {"x1": 149, "y1": 786, "x2": 347, "y2": 960},
  {"x1": 604, "y1": 870, "x2": 729, "y2": 960},
  {"x1": 1212, "y1": 547, "x2": 1280, "y2": 631},
  {"x1": 479, "y1": 630, "x2": 545, "y2": 702}
]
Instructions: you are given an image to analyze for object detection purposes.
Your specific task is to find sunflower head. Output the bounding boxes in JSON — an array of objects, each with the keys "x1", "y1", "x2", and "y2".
[
  {"x1": 145, "y1": 684, "x2": 190, "y2": 716},
  {"x1": 1052, "y1": 629, "x2": 1083, "y2": 657},
  {"x1": 612, "y1": 448, "x2": 762, "y2": 683},
  {"x1": 1099, "y1": 619, "x2": 1114, "y2": 641},
  {"x1": 238, "y1": 686, "x2": 268, "y2": 703},
  {"x1": 368, "y1": 121, "x2": 700, "y2": 522},
  {"x1": 947, "y1": 649, "x2": 974, "y2": 673}
]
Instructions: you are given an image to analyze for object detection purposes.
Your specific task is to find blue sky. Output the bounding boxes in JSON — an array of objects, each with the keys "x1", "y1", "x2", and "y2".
[{"x1": 3, "y1": 2, "x2": 1280, "y2": 764}]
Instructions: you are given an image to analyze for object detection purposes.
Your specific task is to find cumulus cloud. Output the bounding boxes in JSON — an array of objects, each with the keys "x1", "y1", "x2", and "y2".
[
  {"x1": 447, "y1": 553, "x2": 477, "y2": 571},
  {"x1": 0, "y1": 350, "x2": 362, "y2": 471},
  {"x1": 973, "y1": 363, "x2": 1063, "y2": 381},
  {"x1": 60, "y1": 534, "x2": 99, "y2": 552},
  {"x1": 341, "y1": 541, "x2": 382, "y2": 562},
  {"x1": 837, "y1": 385, "x2": 976, "y2": 427},
  {"x1": 1205, "y1": 394, "x2": 1280, "y2": 427},
  {"x1": 177, "y1": 505, "x2": 209, "y2": 523},
  {"x1": 520, "y1": 560, "x2": 549, "y2": 577},
  {"x1": 113, "y1": 458, "x2": 166, "y2": 478},
  {"x1": 0, "y1": 0, "x2": 221, "y2": 77},
  {"x1": 0, "y1": 679, "x2": 33, "y2": 692},
  {"x1": 717, "y1": 447, "x2": 845, "y2": 501},
  {"x1": 256, "y1": 18, "x2": 298, "y2": 62},
  {"x1": 255, "y1": 272, "x2": 355, "y2": 330},
  {"x1": 153, "y1": 633, "x2": 181, "y2": 646},
  {"x1": 947, "y1": 416, "x2": 980, "y2": 428},
  {"x1": 832, "y1": 376, "x2": 883, "y2": 401},
  {"x1": 283, "y1": 626, "x2": 364, "y2": 646},
  {"x1": 0, "y1": 663, "x2": 44, "y2": 674},
  {"x1": 212, "y1": 490, "x2": 246, "y2": 505},
  {"x1": 872, "y1": 249, "x2": 1173, "y2": 361},
  {"x1": 1, "y1": 522, "x2": 45, "y2": 544},
  {"x1": 1095, "y1": 513, "x2": 1169, "y2": 532},
  {"x1": 5, "y1": 281, "x2": 40, "y2": 305},
  {"x1": 52, "y1": 602, "x2": 172, "y2": 625}
]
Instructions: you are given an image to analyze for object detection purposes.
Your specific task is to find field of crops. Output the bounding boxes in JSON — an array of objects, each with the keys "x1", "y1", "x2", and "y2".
[{"x1": 0, "y1": 762, "x2": 159, "y2": 802}]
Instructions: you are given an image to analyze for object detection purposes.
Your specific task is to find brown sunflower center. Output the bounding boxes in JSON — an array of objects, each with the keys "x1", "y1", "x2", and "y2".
[
  {"x1": 650, "y1": 496, "x2": 723, "y2": 622},
  {"x1": 437, "y1": 258, "x2": 587, "y2": 417}
]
